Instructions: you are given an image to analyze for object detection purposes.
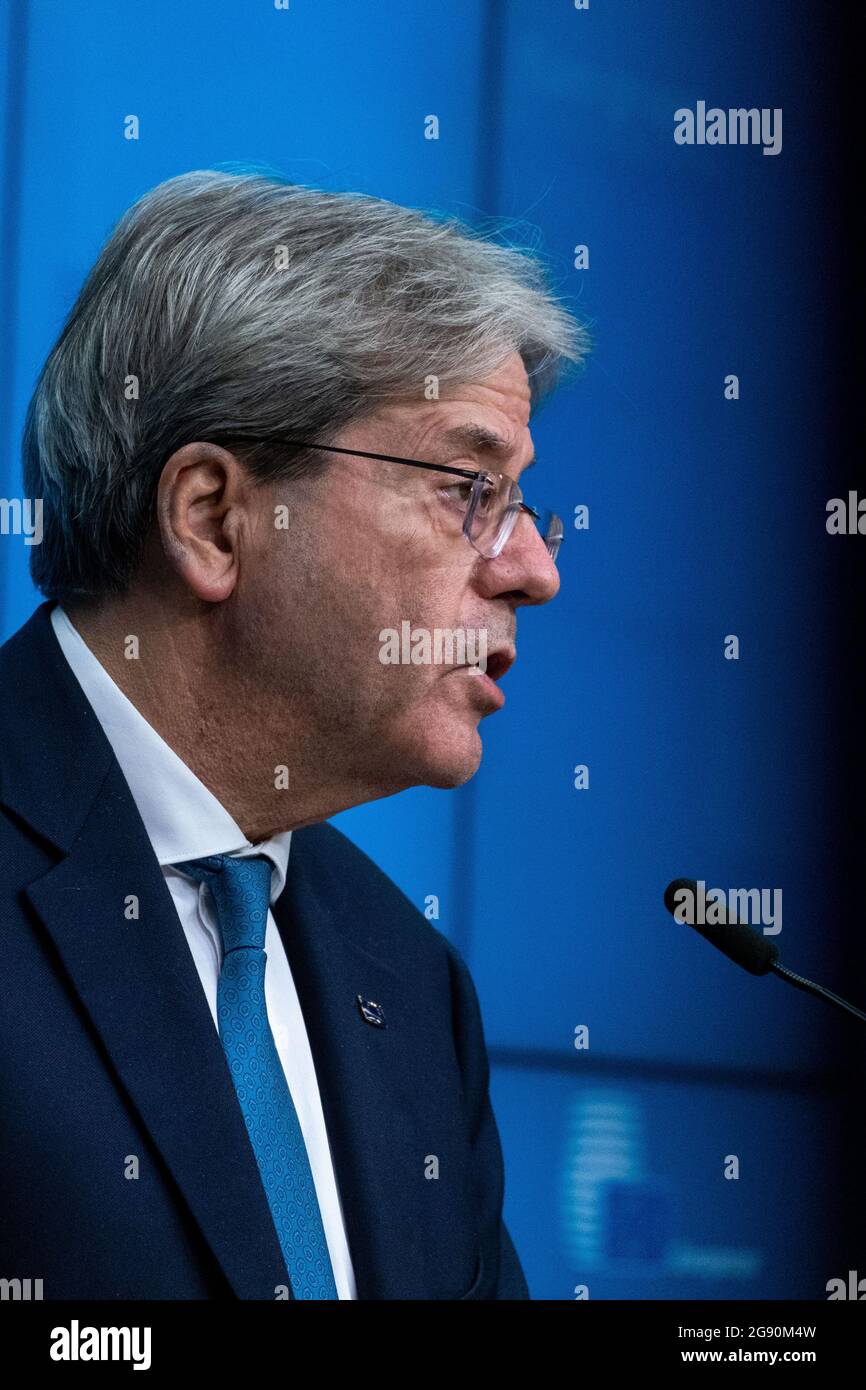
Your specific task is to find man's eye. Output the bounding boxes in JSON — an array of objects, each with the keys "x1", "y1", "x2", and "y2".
[
  {"x1": 439, "y1": 478, "x2": 495, "y2": 511},
  {"x1": 439, "y1": 481, "x2": 475, "y2": 509}
]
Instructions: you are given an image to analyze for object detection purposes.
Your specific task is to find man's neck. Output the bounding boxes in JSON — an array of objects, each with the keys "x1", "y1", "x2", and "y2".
[{"x1": 62, "y1": 598, "x2": 391, "y2": 840}]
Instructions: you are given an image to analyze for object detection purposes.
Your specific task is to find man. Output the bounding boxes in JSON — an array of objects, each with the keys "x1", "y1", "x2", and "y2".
[{"x1": 0, "y1": 170, "x2": 587, "y2": 1299}]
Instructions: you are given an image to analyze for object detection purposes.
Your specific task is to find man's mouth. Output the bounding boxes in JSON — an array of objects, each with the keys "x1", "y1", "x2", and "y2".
[
  {"x1": 461, "y1": 647, "x2": 515, "y2": 707},
  {"x1": 475, "y1": 647, "x2": 514, "y2": 682}
]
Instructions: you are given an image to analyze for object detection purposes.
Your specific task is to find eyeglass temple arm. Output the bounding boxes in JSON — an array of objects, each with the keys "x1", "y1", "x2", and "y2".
[
  {"x1": 275, "y1": 438, "x2": 482, "y2": 482},
  {"x1": 208, "y1": 434, "x2": 555, "y2": 528}
]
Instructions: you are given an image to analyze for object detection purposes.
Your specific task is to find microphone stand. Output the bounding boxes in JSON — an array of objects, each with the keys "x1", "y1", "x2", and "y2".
[{"x1": 770, "y1": 960, "x2": 866, "y2": 1024}]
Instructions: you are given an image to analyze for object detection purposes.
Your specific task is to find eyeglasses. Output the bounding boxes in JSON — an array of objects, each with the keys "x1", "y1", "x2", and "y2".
[{"x1": 202, "y1": 435, "x2": 564, "y2": 564}]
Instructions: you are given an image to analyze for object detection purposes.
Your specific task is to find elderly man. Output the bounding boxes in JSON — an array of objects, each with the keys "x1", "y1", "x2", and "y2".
[{"x1": 0, "y1": 170, "x2": 587, "y2": 1300}]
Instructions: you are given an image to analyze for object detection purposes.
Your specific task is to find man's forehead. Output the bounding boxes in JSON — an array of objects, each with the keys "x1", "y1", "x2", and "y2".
[
  {"x1": 428, "y1": 420, "x2": 535, "y2": 468},
  {"x1": 438, "y1": 355, "x2": 531, "y2": 411},
  {"x1": 376, "y1": 353, "x2": 534, "y2": 463}
]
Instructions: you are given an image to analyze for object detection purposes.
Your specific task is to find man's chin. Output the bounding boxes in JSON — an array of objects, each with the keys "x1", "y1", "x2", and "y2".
[
  {"x1": 398, "y1": 723, "x2": 484, "y2": 789},
  {"x1": 425, "y1": 755, "x2": 481, "y2": 789}
]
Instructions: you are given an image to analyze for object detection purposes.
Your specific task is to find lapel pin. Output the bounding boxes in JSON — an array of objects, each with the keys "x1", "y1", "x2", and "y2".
[{"x1": 357, "y1": 994, "x2": 386, "y2": 1027}]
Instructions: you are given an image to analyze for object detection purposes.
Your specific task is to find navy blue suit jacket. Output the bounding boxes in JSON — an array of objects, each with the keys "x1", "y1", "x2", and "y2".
[{"x1": 0, "y1": 601, "x2": 529, "y2": 1300}]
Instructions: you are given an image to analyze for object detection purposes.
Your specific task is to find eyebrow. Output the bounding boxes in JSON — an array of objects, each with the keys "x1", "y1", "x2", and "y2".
[{"x1": 435, "y1": 423, "x2": 536, "y2": 470}]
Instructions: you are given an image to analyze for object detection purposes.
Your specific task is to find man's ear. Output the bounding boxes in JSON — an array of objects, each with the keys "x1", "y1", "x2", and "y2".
[{"x1": 156, "y1": 442, "x2": 252, "y2": 602}]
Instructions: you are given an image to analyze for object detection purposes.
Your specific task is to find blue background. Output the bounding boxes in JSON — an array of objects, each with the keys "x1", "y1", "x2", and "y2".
[{"x1": 2, "y1": 0, "x2": 863, "y2": 1298}]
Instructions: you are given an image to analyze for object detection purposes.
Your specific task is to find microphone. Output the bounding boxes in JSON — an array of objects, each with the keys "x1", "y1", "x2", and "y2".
[
  {"x1": 663, "y1": 877, "x2": 779, "y2": 975},
  {"x1": 663, "y1": 877, "x2": 866, "y2": 1025}
]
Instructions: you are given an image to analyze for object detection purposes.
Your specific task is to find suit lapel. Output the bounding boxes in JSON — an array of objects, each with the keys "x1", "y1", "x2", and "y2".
[
  {"x1": 273, "y1": 842, "x2": 473, "y2": 1301},
  {"x1": 24, "y1": 758, "x2": 293, "y2": 1300}
]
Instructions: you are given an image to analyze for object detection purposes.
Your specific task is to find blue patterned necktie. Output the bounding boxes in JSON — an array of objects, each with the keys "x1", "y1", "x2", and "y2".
[{"x1": 172, "y1": 852, "x2": 338, "y2": 1300}]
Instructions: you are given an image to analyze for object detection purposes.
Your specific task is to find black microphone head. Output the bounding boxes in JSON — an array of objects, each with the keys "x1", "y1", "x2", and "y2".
[
  {"x1": 663, "y1": 877, "x2": 780, "y2": 976},
  {"x1": 664, "y1": 877, "x2": 694, "y2": 918}
]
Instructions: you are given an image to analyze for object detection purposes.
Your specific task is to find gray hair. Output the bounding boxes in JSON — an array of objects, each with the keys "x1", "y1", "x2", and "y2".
[{"x1": 23, "y1": 168, "x2": 590, "y2": 604}]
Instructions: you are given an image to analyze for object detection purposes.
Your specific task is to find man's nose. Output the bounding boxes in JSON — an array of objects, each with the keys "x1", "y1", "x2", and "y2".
[{"x1": 473, "y1": 511, "x2": 560, "y2": 605}]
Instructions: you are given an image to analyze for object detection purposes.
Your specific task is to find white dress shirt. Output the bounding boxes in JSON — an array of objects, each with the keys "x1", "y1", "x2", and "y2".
[{"x1": 50, "y1": 603, "x2": 357, "y2": 1299}]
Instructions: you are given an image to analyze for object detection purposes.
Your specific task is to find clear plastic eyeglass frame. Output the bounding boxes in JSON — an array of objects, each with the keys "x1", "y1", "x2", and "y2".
[{"x1": 198, "y1": 434, "x2": 565, "y2": 564}]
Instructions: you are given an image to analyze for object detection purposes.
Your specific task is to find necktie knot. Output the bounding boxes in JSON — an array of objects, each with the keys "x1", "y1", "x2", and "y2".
[{"x1": 172, "y1": 852, "x2": 273, "y2": 954}]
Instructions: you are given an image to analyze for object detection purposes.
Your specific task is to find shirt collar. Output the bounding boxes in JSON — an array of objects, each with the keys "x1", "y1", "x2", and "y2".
[{"x1": 49, "y1": 603, "x2": 292, "y2": 902}]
